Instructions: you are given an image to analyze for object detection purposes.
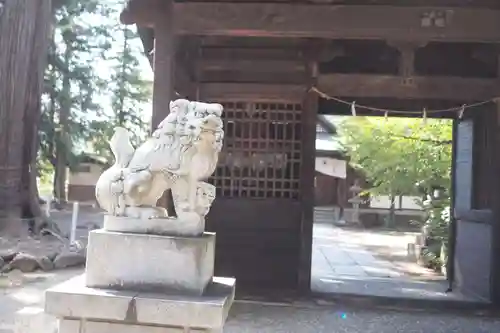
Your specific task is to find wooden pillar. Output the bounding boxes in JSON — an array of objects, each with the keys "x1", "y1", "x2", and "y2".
[
  {"x1": 174, "y1": 54, "x2": 191, "y2": 98},
  {"x1": 151, "y1": 0, "x2": 176, "y2": 212},
  {"x1": 446, "y1": 119, "x2": 458, "y2": 291},
  {"x1": 151, "y1": 0, "x2": 175, "y2": 129},
  {"x1": 192, "y1": 38, "x2": 202, "y2": 101},
  {"x1": 490, "y1": 99, "x2": 500, "y2": 304},
  {"x1": 298, "y1": 41, "x2": 319, "y2": 293},
  {"x1": 174, "y1": 37, "x2": 200, "y2": 100},
  {"x1": 489, "y1": 50, "x2": 500, "y2": 304}
]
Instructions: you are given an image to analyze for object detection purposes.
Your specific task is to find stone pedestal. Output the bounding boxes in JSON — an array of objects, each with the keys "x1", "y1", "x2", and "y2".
[
  {"x1": 46, "y1": 275, "x2": 234, "y2": 333},
  {"x1": 85, "y1": 230, "x2": 215, "y2": 295},
  {"x1": 45, "y1": 226, "x2": 235, "y2": 333}
]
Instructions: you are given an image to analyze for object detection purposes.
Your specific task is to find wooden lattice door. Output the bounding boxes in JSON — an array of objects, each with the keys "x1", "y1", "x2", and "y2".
[
  {"x1": 207, "y1": 101, "x2": 306, "y2": 291},
  {"x1": 211, "y1": 101, "x2": 302, "y2": 199}
]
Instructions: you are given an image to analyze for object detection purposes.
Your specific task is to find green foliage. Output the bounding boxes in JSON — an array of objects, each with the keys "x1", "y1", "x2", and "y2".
[
  {"x1": 40, "y1": 0, "x2": 111, "y2": 176},
  {"x1": 418, "y1": 194, "x2": 451, "y2": 268},
  {"x1": 88, "y1": 22, "x2": 152, "y2": 163},
  {"x1": 339, "y1": 116, "x2": 452, "y2": 197},
  {"x1": 38, "y1": 0, "x2": 151, "y2": 189},
  {"x1": 339, "y1": 116, "x2": 452, "y2": 230},
  {"x1": 422, "y1": 195, "x2": 451, "y2": 246}
]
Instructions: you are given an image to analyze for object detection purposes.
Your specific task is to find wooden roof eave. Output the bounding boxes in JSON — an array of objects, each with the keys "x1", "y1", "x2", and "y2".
[
  {"x1": 137, "y1": 26, "x2": 155, "y2": 67},
  {"x1": 121, "y1": 0, "x2": 154, "y2": 67},
  {"x1": 317, "y1": 115, "x2": 337, "y2": 134},
  {"x1": 122, "y1": 1, "x2": 500, "y2": 43}
]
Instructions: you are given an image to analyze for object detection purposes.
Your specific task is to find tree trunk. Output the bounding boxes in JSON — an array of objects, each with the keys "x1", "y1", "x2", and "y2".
[
  {"x1": 21, "y1": 1, "x2": 52, "y2": 223},
  {"x1": 117, "y1": 26, "x2": 128, "y2": 126},
  {"x1": 386, "y1": 193, "x2": 396, "y2": 229},
  {"x1": 53, "y1": 47, "x2": 71, "y2": 204},
  {"x1": 0, "y1": 0, "x2": 52, "y2": 232}
]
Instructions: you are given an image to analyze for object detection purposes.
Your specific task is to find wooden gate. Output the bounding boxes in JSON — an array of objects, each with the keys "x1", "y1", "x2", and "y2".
[{"x1": 207, "y1": 100, "x2": 306, "y2": 291}]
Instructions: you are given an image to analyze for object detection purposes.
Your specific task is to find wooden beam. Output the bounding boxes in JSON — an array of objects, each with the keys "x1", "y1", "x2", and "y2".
[
  {"x1": 199, "y1": 72, "x2": 500, "y2": 100},
  {"x1": 201, "y1": 47, "x2": 302, "y2": 61},
  {"x1": 200, "y1": 58, "x2": 305, "y2": 73},
  {"x1": 198, "y1": 83, "x2": 305, "y2": 102},
  {"x1": 171, "y1": 4, "x2": 500, "y2": 43},
  {"x1": 318, "y1": 74, "x2": 500, "y2": 101},
  {"x1": 201, "y1": 70, "x2": 306, "y2": 85}
]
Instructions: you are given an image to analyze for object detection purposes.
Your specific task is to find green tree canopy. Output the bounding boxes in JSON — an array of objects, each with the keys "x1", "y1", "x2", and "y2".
[{"x1": 338, "y1": 116, "x2": 452, "y2": 197}]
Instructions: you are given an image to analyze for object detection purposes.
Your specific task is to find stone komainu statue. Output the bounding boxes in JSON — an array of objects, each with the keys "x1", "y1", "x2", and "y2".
[{"x1": 95, "y1": 99, "x2": 224, "y2": 234}]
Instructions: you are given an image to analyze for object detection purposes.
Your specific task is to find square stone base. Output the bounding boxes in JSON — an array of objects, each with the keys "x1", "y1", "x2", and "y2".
[
  {"x1": 58, "y1": 318, "x2": 220, "y2": 332},
  {"x1": 45, "y1": 274, "x2": 235, "y2": 332},
  {"x1": 85, "y1": 230, "x2": 215, "y2": 296}
]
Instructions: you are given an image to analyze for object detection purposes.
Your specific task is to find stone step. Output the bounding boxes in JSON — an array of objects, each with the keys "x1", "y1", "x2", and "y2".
[
  {"x1": 314, "y1": 210, "x2": 335, "y2": 214},
  {"x1": 314, "y1": 215, "x2": 336, "y2": 221},
  {"x1": 314, "y1": 210, "x2": 336, "y2": 215}
]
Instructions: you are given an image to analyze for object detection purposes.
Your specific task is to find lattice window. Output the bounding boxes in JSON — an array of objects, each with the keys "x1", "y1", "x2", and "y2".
[{"x1": 210, "y1": 101, "x2": 302, "y2": 199}]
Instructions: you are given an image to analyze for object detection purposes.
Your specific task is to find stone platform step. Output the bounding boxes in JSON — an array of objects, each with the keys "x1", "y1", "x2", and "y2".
[
  {"x1": 46, "y1": 274, "x2": 235, "y2": 333},
  {"x1": 314, "y1": 208, "x2": 337, "y2": 224}
]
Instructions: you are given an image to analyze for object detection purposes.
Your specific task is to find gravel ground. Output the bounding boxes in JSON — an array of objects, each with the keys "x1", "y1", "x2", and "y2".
[
  {"x1": 1, "y1": 269, "x2": 500, "y2": 333},
  {"x1": 225, "y1": 302, "x2": 500, "y2": 333},
  {"x1": 2, "y1": 209, "x2": 499, "y2": 332}
]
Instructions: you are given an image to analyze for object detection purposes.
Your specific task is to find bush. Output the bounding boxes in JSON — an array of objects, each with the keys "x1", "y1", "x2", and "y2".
[{"x1": 420, "y1": 195, "x2": 450, "y2": 269}]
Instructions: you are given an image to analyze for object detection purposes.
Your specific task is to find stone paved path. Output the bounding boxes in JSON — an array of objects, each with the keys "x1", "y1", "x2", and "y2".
[
  {"x1": 311, "y1": 209, "x2": 482, "y2": 302},
  {"x1": 0, "y1": 269, "x2": 82, "y2": 333}
]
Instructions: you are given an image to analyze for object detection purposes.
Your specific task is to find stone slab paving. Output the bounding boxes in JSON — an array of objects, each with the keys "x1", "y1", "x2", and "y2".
[
  {"x1": 311, "y1": 222, "x2": 482, "y2": 302},
  {"x1": 0, "y1": 269, "x2": 82, "y2": 333},
  {"x1": 0, "y1": 207, "x2": 102, "y2": 333}
]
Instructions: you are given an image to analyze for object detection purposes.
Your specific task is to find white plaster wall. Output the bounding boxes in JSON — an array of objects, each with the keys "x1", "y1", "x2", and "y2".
[
  {"x1": 401, "y1": 196, "x2": 422, "y2": 210},
  {"x1": 315, "y1": 157, "x2": 346, "y2": 179},
  {"x1": 370, "y1": 195, "x2": 422, "y2": 210}
]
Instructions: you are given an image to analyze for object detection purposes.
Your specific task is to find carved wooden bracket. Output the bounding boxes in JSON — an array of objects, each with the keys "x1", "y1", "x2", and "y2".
[{"x1": 386, "y1": 40, "x2": 427, "y2": 84}]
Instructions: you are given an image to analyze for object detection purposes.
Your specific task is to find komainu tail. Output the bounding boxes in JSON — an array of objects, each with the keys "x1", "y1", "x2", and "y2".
[{"x1": 109, "y1": 127, "x2": 135, "y2": 168}]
